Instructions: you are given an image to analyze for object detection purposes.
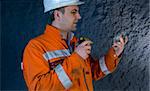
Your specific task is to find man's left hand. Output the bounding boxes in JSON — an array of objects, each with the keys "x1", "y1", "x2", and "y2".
[{"x1": 112, "y1": 35, "x2": 128, "y2": 57}]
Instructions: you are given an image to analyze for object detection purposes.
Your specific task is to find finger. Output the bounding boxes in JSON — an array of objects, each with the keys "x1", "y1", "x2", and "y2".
[
  {"x1": 113, "y1": 42, "x2": 122, "y2": 48},
  {"x1": 113, "y1": 44, "x2": 118, "y2": 48},
  {"x1": 119, "y1": 35, "x2": 125, "y2": 45},
  {"x1": 84, "y1": 45, "x2": 91, "y2": 49},
  {"x1": 113, "y1": 42, "x2": 121, "y2": 46},
  {"x1": 80, "y1": 40, "x2": 93, "y2": 46},
  {"x1": 87, "y1": 42, "x2": 93, "y2": 46},
  {"x1": 124, "y1": 36, "x2": 128, "y2": 44},
  {"x1": 86, "y1": 50, "x2": 91, "y2": 54}
]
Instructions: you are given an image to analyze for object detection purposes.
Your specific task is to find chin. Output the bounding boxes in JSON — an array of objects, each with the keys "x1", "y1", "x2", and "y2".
[{"x1": 72, "y1": 28, "x2": 77, "y2": 31}]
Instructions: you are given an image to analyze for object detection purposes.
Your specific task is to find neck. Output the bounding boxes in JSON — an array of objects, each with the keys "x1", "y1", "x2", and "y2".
[{"x1": 52, "y1": 21, "x2": 68, "y2": 40}]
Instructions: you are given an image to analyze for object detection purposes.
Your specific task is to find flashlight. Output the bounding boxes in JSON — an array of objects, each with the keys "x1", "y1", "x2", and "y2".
[{"x1": 77, "y1": 37, "x2": 93, "y2": 46}]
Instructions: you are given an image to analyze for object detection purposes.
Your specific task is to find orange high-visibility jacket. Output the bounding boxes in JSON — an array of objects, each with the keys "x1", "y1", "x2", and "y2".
[{"x1": 23, "y1": 25, "x2": 119, "y2": 91}]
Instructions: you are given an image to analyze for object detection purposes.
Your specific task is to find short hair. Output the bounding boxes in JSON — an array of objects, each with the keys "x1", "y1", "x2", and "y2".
[{"x1": 47, "y1": 7, "x2": 65, "y2": 24}]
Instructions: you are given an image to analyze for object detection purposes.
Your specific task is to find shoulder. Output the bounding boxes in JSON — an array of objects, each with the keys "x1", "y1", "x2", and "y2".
[
  {"x1": 25, "y1": 33, "x2": 58, "y2": 53},
  {"x1": 24, "y1": 34, "x2": 46, "y2": 52}
]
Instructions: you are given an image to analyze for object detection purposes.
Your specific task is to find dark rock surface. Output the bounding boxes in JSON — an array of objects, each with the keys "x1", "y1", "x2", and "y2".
[{"x1": 76, "y1": 0, "x2": 150, "y2": 91}]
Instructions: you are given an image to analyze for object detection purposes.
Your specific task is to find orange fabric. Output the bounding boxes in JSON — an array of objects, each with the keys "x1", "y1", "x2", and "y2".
[
  {"x1": 23, "y1": 24, "x2": 119, "y2": 91},
  {"x1": 91, "y1": 48, "x2": 119, "y2": 80}
]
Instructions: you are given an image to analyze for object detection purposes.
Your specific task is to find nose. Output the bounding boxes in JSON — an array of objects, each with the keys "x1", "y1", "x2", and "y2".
[{"x1": 77, "y1": 13, "x2": 81, "y2": 20}]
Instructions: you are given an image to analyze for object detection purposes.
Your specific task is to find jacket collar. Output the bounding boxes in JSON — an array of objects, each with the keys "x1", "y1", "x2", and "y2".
[{"x1": 44, "y1": 24, "x2": 74, "y2": 41}]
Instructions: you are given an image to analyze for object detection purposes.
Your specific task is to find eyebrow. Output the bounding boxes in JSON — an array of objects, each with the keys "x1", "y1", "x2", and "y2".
[{"x1": 71, "y1": 9, "x2": 78, "y2": 12}]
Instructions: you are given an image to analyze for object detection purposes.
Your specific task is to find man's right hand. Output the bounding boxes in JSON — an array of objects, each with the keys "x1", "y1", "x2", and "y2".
[{"x1": 75, "y1": 40, "x2": 93, "y2": 60}]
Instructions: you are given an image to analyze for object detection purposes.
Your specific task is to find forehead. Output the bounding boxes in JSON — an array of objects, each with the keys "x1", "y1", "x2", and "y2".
[{"x1": 64, "y1": 5, "x2": 79, "y2": 11}]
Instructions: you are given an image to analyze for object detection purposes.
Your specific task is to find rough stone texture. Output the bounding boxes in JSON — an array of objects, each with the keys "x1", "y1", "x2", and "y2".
[
  {"x1": 76, "y1": 0, "x2": 150, "y2": 91},
  {"x1": 1, "y1": 0, "x2": 150, "y2": 90}
]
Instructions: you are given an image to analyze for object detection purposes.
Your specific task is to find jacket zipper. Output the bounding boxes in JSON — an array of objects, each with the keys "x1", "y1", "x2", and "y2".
[{"x1": 83, "y1": 69, "x2": 90, "y2": 91}]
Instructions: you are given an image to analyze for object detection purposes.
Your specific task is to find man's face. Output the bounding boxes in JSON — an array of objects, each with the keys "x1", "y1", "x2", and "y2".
[{"x1": 60, "y1": 5, "x2": 81, "y2": 32}]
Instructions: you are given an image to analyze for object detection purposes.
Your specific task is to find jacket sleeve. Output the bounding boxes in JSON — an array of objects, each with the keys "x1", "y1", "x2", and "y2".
[
  {"x1": 91, "y1": 47, "x2": 120, "y2": 80},
  {"x1": 23, "y1": 40, "x2": 85, "y2": 91}
]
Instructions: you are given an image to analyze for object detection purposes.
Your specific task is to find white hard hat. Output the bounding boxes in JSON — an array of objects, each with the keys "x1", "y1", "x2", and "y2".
[{"x1": 43, "y1": 0, "x2": 85, "y2": 13}]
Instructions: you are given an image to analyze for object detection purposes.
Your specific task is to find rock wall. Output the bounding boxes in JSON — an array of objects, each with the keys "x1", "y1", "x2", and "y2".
[{"x1": 76, "y1": 0, "x2": 150, "y2": 91}]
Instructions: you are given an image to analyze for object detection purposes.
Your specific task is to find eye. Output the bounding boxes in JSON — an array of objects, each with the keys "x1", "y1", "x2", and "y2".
[{"x1": 71, "y1": 10, "x2": 78, "y2": 15}]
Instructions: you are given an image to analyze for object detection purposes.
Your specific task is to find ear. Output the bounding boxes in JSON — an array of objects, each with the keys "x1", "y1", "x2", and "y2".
[{"x1": 53, "y1": 10, "x2": 63, "y2": 21}]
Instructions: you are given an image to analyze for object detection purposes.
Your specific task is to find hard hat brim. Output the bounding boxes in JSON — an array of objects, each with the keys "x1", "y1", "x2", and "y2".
[{"x1": 44, "y1": 1, "x2": 84, "y2": 13}]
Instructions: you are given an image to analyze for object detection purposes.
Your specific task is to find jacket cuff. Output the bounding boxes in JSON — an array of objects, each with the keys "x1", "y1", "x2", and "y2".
[
  {"x1": 104, "y1": 47, "x2": 119, "y2": 73},
  {"x1": 107, "y1": 47, "x2": 118, "y2": 61}
]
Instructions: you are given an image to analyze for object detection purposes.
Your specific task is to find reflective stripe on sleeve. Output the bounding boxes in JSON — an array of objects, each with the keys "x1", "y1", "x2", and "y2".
[
  {"x1": 99, "y1": 57, "x2": 110, "y2": 75},
  {"x1": 54, "y1": 64, "x2": 72, "y2": 89},
  {"x1": 21, "y1": 62, "x2": 23, "y2": 70},
  {"x1": 43, "y1": 49, "x2": 71, "y2": 61}
]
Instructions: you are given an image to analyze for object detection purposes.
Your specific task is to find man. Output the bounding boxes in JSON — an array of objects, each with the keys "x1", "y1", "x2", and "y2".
[{"x1": 22, "y1": 0, "x2": 128, "y2": 91}]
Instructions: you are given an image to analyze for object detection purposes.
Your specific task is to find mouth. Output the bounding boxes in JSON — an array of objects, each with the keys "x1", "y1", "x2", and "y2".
[
  {"x1": 73, "y1": 21, "x2": 78, "y2": 27},
  {"x1": 74, "y1": 21, "x2": 78, "y2": 24},
  {"x1": 73, "y1": 24, "x2": 77, "y2": 27},
  {"x1": 73, "y1": 23, "x2": 77, "y2": 25}
]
